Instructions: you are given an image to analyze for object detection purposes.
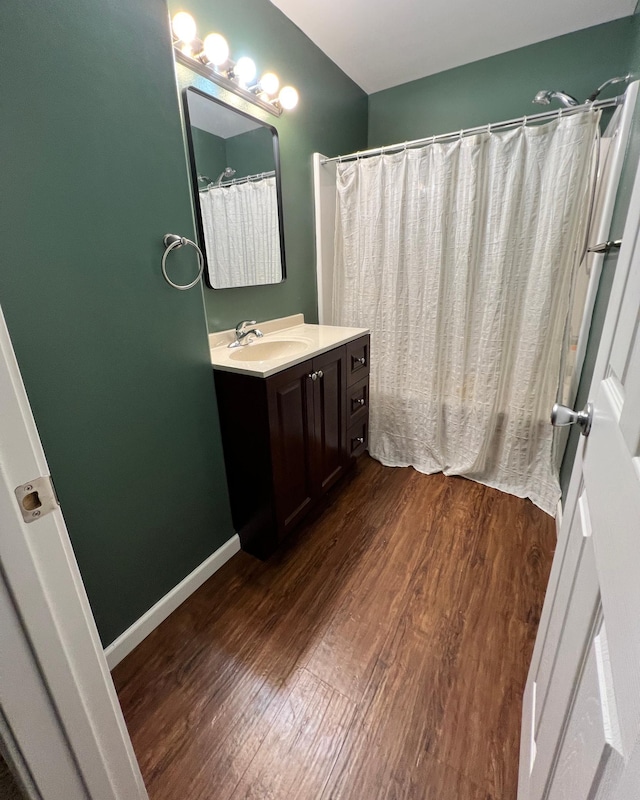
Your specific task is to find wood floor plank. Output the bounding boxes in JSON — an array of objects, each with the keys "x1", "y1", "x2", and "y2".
[
  {"x1": 321, "y1": 622, "x2": 496, "y2": 800},
  {"x1": 114, "y1": 456, "x2": 555, "y2": 800},
  {"x1": 476, "y1": 491, "x2": 555, "y2": 627},
  {"x1": 228, "y1": 669, "x2": 355, "y2": 800},
  {"x1": 433, "y1": 668, "x2": 524, "y2": 799},
  {"x1": 133, "y1": 666, "x2": 284, "y2": 800},
  {"x1": 303, "y1": 471, "x2": 451, "y2": 700},
  {"x1": 395, "y1": 476, "x2": 493, "y2": 635}
]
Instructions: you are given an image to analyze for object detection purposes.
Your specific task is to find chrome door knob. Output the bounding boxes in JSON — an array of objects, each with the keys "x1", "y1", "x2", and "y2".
[{"x1": 551, "y1": 402, "x2": 593, "y2": 437}]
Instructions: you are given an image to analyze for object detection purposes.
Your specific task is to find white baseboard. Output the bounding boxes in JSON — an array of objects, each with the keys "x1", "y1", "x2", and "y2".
[
  {"x1": 104, "y1": 534, "x2": 240, "y2": 669},
  {"x1": 555, "y1": 499, "x2": 563, "y2": 539}
]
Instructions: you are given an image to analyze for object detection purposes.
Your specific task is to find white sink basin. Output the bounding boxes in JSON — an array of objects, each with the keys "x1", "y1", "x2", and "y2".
[
  {"x1": 228, "y1": 339, "x2": 309, "y2": 362},
  {"x1": 209, "y1": 315, "x2": 369, "y2": 378}
]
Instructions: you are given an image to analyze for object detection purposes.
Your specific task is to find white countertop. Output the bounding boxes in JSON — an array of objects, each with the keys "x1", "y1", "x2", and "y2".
[{"x1": 209, "y1": 314, "x2": 369, "y2": 378}]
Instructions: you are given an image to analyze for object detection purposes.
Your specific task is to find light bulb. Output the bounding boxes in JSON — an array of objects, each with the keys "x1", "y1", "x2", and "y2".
[
  {"x1": 203, "y1": 33, "x2": 229, "y2": 66},
  {"x1": 172, "y1": 12, "x2": 197, "y2": 43},
  {"x1": 278, "y1": 86, "x2": 299, "y2": 110},
  {"x1": 234, "y1": 56, "x2": 257, "y2": 85},
  {"x1": 260, "y1": 72, "x2": 280, "y2": 96}
]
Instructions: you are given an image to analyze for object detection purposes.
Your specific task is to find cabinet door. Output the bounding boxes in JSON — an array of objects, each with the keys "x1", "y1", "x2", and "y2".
[
  {"x1": 312, "y1": 347, "x2": 347, "y2": 494},
  {"x1": 267, "y1": 360, "x2": 315, "y2": 538}
]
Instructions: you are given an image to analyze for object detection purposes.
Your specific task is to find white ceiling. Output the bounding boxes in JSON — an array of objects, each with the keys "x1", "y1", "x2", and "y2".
[{"x1": 269, "y1": 0, "x2": 636, "y2": 94}]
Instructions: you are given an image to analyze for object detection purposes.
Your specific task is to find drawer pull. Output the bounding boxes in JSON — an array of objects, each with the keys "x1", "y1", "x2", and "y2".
[
  {"x1": 354, "y1": 356, "x2": 366, "y2": 366},
  {"x1": 353, "y1": 397, "x2": 365, "y2": 408},
  {"x1": 353, "y1": 436, "x2": 364, "y2": 446}
]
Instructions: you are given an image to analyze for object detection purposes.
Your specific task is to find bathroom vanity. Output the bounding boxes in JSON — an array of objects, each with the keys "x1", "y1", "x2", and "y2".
[{"x1": 210, "y1": 315, "x2": 369, "y2": 558}]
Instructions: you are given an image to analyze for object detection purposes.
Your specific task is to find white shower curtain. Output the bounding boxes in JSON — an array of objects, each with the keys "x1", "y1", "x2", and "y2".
[
  {"x1": 200, "y1": 177, "x2": 281, "y2": 288},
  {"x1": 333, "y1": 112, "x2": 599, "y2": 514}
]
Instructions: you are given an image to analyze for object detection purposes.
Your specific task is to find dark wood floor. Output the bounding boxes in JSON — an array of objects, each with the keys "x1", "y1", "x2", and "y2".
[{"x1": 113, "y1": 456, "x2": 555, "y2": 800}]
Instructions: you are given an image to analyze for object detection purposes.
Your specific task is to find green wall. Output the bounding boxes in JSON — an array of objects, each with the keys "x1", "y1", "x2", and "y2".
[
  {"x1": 368, "y1": 17, "x2": 636, "y2": 147},
  {"x1": 169, "y1": 0, "x2": 368, "y2": 332},
  {"x1": 0, "y1": 0, "x2": 366, "y2": 647},
  {"x1": 190, "y1": 127, "x2": 227, "y2": 183},
  {"x1": 226, "y1": 127, "x2": 275, "y2": 178},
  {"x1": 0, "y1": 0, "x2": 235, "y2": 645},
  {"x1": 190, "y1": 126, "x2": 274, "y2": 184}
]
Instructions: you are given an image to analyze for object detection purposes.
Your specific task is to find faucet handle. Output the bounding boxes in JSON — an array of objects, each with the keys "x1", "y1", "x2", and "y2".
[{"x1": 235, "y1": 319, "x2": 257, "y2": 334}]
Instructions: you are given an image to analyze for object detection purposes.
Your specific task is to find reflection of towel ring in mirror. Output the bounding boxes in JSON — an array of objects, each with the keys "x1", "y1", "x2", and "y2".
[{"x1": 161, "y1": 234, "x2": 204, "y2": 290}]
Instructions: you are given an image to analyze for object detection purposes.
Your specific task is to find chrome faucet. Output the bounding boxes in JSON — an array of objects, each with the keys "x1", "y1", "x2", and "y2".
[{"x1": 228, "y1": 319, "x2": 264, "y2": 348}]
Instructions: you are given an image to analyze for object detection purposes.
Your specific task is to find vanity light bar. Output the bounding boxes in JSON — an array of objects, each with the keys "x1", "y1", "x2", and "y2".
[
  {"x1": 171, "y1": 12, "x2": 299, "y2": 117},
  {"x1": 173, "y1": 48, "x2": 283, "y2": 116}
]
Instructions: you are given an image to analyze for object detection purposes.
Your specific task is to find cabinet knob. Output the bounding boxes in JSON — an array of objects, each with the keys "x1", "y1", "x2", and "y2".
[
  {"x1": 355, "y1": 398, "x2": 365, "y2": 407},
  {"x1": 353, "y1": 436, "x2": 364, "y2": 445},
  {"x1": 317, "y1": 370, "x2": 324, "y2": 379},
  {"x1": 308, "y1": 372, "x2": 318, "y2": 381},
  {"x1": 354, "y1": 356, "x2": 366, "y2": 366}
]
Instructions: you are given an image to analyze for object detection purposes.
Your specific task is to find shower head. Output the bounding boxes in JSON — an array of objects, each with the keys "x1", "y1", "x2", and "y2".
[
  {"x1": 586, "y1": 74, "x2": 631, "y2": 104},
  {"x1": 215, "y1": 166, "x2": 236, "y2": 185},
  {"x1": 532, "y1": 89, "x2": 580, "y2": 108}
]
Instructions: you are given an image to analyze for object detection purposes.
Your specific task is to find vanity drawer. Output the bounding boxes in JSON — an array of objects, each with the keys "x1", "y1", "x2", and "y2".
[
  {"x1": 346, "y1": 335, "x2": 370, "y2": 386},
  {"x1": 347, "y1": 375, "x2": 369, "y2": 426},
  {"x1": 347, "y1": 418, "x2": 368, "y2": 458}
]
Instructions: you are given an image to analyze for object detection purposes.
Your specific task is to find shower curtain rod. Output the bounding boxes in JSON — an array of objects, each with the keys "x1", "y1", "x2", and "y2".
[
  {"x1": 321, "y1": 95, "x2": 623, "y2": 165},
  {"x1": 199, "y1": 170, "x2": 275, "y2": 191}
]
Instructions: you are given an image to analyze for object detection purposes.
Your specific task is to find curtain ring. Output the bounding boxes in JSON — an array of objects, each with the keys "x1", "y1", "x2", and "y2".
[
  {"x1": 338, "y1": 154, "x2": 343, "y2": 164},
  {"x1": 403, "y1": 141, "x2": 408, "y2": 151},
  {"x1": 486, "y1": 123, "x2": 492, "y2": 135},
  {"x1": 521, "y1": 115, "x2": 527, "y2": 128},
  {"x1": 431, "y1": 135, "x2": 436, "y2": 146}
]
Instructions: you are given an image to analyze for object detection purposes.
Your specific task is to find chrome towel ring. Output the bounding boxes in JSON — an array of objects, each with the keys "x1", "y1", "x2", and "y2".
[{"x1": 161, "y1": 234, "x2": 204, "y2": 290}]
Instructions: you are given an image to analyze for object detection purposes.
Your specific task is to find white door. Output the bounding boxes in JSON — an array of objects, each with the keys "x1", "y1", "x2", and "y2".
[
  {"x1": 0, "y1": 306, "x2": 148, "y2": 800},
  {"x1": 518, "y1": 147, "x2": 640, "y2": 797}
]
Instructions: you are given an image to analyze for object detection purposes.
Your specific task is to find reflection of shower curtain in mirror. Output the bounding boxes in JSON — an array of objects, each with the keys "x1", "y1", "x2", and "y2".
[
  {"x1": 200, "y1": 177, "x2": 281, "y2": 288},
  {"x1": 333, "y1": 112, "x2": 599, "y2": 514}
]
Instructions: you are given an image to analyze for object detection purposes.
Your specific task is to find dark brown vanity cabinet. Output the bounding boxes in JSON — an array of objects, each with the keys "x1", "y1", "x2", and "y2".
[{"x1": 214, "y1": 334, "x2": 370, "y2": 558}]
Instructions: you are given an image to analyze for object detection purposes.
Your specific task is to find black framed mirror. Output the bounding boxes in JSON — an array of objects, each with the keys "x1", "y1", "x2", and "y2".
[{"x1": 183, "y1": 86, "x2": 286, "y2": 289}]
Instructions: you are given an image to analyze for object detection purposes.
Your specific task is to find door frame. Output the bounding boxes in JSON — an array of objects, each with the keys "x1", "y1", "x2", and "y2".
[{"x1": 0, "y1": 305, "x2": 147, "y2": 800}]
